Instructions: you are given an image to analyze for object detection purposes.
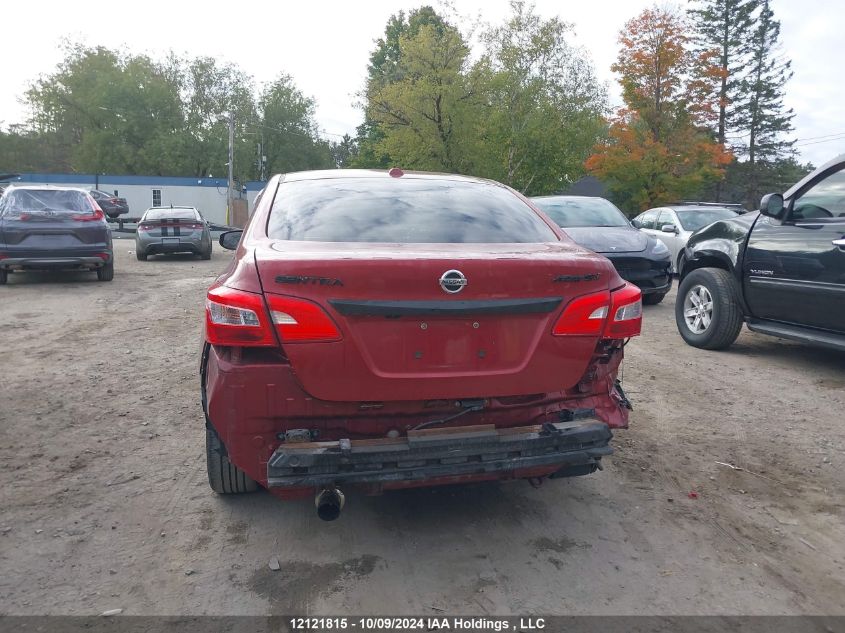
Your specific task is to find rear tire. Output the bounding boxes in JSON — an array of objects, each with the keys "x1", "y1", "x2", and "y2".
[
  {"x1": 642, "y1": 292, "x2": 666, "y2": 305},
  {"x1": 206, "y1": 426, "x2": 259, "y2": 494},
  {"x1": 97, "y1": 262, "x2": 114, "y2": 282},
  {"x1": 201, "y1": 245, "x2": 212, "y2": 261},
  {"x1": 136, "y1": 249, "x2": 148, "y2": 261},
  {"x1": 675, "y1": 268, "x2": 743, "y2": 350},
  {"x1": 0, "y1": 269, "x2": 7, "y2": 285}
]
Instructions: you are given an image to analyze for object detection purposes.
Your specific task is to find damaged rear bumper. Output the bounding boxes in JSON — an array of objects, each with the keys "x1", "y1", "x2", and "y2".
[{"x1": 266, "y1": 420, "x2": 612, "y2": 488}]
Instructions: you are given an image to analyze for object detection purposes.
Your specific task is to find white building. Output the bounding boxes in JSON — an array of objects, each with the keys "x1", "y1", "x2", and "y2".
[{"x1": 8, "y1": 173, "x2": 265, "y2": 226}]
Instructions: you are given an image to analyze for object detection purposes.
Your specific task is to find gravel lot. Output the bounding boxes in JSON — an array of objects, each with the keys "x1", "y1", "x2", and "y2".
[{"x1": 1, "y1": 242, "x2": 843, "y2": 616}]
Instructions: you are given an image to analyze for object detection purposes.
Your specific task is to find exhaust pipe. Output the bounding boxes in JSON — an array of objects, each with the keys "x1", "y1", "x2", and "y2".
[{"x1": 315, "y1": 487, "x2": 345, "y2": 521}]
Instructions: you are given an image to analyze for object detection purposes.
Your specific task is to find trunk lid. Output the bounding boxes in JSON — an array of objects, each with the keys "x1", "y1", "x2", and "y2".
[
  {"x1": 255, "y1": 241, "x2": 615, "y2": 402},
  {"x1": 138, "y1": 217, "x2": 204, "y2": 238}
]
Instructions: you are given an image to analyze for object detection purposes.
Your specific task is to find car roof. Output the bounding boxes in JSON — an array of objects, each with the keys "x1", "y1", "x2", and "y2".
[
  {"x1": 530, "y1": 195, "x2": 610, "y2": 201},
  {"x1": 666, "y1": 205, "x2": 739, "y2": 212},
  {"x1": 2, "y1": 184, "x2": 91, "y2": 194},
  {"x1": 279, "y1": 168, "x2": 505, "y2": 187},
  {"x1": 144, "y1": 205, "x2": 198, "y2": 211}
]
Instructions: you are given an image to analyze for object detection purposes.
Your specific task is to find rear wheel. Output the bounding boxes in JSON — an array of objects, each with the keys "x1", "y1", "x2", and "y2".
[
  {"x1": 136, "y1": 249, "x2": 148, "y2": 261},
  {"x1": 0, "y1": 269, "x2": 6, "y2": 285},
  {"x1": 206, "y1": 426, "x2": 258, "y2": 494},
  {"x1": 675, "y1": 268, "x2": 743, "y2": 349},
  {"x1": 201, "y1": 245, "x2": 212, "y2": 260},
  {"x1": 97, "y1": 262, "x2": 114, "y2": 282},
  {"x1": 642, "y1": 292, "x2": 666, "y2": 305}
]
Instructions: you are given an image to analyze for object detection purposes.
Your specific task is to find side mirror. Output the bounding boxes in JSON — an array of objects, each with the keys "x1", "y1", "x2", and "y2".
[
  {"x1": 219, "y1": 230, "x2": 243, "y2": 250},
  {"x1": 759, "y1": 193, "x2": 785, "y2": 218},
  {"x1": 631, "y1": 219, "x2": 642, "y2": 229},
  {"x1": 661, "y1": 224, "x2": 678, "y2": 234}
]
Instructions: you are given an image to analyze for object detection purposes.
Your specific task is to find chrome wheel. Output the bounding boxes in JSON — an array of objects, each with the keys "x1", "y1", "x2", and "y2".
[{"x1": 683, "y1": 284, "x2": 713, "y2": 334}]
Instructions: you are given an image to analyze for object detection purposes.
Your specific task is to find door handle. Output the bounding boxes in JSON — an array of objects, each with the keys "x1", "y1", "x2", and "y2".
[{"x1": 834, "y1": 238, "x2": 845, "y2": 247}]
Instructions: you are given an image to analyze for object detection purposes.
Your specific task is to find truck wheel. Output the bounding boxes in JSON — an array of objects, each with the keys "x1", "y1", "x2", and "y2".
[
  {"x1": 97, "y1": 262, "x2": 114, "y2": 282},
  {"x1": 642, "y1": 292, "x2": 666, "y2": 305},
  {"x1": 206, "y1": 426, "x2": 258, "y2": 494},
  {"x1": 675, "y1": 268, "x2": 743, "y2": 350}
]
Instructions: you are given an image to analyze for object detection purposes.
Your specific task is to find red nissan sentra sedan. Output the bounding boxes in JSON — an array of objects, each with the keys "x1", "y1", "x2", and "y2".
[{"x1": 201, "y1": 169, "x2": 641, "y2": 520}]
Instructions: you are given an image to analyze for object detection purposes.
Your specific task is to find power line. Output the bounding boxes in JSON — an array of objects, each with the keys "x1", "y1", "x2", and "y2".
[
  {"x1": 794, "y1": 130, "x2": 845, "y2": 142},
  {"x1": 794, "y1": 135, "x2": 845, "y2": 148}
]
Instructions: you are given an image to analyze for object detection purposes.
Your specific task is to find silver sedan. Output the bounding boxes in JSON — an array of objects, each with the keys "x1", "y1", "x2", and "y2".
[{"x1": 135, "y1": 206, "x2": 212, "y2": 261}]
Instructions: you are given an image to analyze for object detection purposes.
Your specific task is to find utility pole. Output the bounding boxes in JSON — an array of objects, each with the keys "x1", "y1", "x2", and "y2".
[{"x1": 226, "y1": 111, "x2": 235, "y2": 226}]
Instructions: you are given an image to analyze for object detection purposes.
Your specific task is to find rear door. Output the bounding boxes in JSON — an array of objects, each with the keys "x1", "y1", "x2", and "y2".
[{"x1": 744, "y1": 165, "x2": 845, "y2": 333}]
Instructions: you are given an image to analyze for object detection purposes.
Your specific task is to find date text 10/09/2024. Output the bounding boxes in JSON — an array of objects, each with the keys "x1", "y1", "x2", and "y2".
[{"x1": 288, "y1": 617, "x2": 546, "y2": 631}]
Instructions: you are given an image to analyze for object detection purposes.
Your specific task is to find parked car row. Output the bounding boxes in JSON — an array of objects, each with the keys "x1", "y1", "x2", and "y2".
[
  {"x1": 3, "y1": 162, "x2": 842, "y2": 521},
  {"x1": 0, "y1": 184, "x2": 213, "y2": 283}
]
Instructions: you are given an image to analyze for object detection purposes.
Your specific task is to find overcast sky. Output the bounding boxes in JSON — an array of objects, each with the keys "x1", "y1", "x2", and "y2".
[{"x1": 1, "y1": 0, "x2": 842, "y2": 168}]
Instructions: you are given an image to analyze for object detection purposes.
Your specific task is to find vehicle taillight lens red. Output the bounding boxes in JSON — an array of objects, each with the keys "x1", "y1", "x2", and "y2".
[
  {"x1": 73, "y1": 207, "x2": 105, "y2": 221},
  {"x1": 552, "y1": 290, "x2": 610, "y2": 336},
  {"x1": 138, "y1": 224, "x2": 154, "y2": 231},
  {"x1": 205, "y1": 286, "x2": 277, "y2": 347},
  {"x1": 604, "y1": 283, "x2": 642, "y2": 338},
  {"x1": 266, "y1": 294, "x2": 342, "y2": 343}
]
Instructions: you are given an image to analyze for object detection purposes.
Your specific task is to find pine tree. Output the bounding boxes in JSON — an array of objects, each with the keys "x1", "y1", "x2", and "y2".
[
  {"x1": 733, "y1": 0, "x2": 795, "y2": 206},
  {"x1": 688, "y1": 0, "x2": 758, "y2": 147}
]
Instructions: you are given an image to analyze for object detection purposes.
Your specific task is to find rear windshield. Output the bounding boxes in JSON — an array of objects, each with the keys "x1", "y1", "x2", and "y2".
[
  {"x1": 675, "y1": 208, "x2": 738, "y2": 231},
  {"x1": 144, "y1": 208, "x2": 199, "y2": 221},
  {"x1": 267, "y1": 177, "x2": 558, "y2": 243},
  {"x1": 533, "y1": 197, "x2": 629, "y2": 227},
  {"x1": 0, "y1": 188, "x2": 93, "y2": 216}
]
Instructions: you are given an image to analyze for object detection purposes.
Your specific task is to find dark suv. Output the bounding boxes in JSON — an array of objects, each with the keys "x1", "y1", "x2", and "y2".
[
  {"x1": 0, "y1": 186, "x2": 114, "y2": 283},
  {"x1": 676, "y1": 155, "x2": 845, "y2": 351}
]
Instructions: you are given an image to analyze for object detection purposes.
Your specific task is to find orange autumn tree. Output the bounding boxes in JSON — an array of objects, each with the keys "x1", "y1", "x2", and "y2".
[{"x1": 587, "y1": 7, "x2": 731, "y2": 212}]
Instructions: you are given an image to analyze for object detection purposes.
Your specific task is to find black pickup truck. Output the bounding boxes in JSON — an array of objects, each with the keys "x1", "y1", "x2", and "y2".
[{"x1": 676, "y1": 155, "x2": 845, "y2": 352}]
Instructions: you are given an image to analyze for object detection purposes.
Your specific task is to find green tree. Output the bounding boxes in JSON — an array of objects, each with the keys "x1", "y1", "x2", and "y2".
[
  {"x1": 15, "y1": 43, "x2": 331, "y2": 182},
  {"x1": 366, "y1": 22, "x2": 481, "y2": 172},
  {"x1": 256, "y1": 74, "x2": 334, "y2": 175},
  {"x1": 26, "y1": 44, "x2": 184, "y2": 175},
  {"x1": 354, "y1": 6, "x2": 452, "y2": 167},
  {"x1": 688, "y1": 0, "x2": 758, "y2": 147},
  {"x1": 733, "y1": 0, "x2": 795, "y2": 207},
  {"x1": 330, "y1": 134, "x2": 358, "y2": 168},
  {"x1": 476, "y1": 1, "x2": 607, "y2": 194}
]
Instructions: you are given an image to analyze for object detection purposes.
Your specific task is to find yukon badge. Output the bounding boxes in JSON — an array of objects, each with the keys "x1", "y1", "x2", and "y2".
[{"x1": 439, "y1": 269, "x2": 467, "y2": 294}]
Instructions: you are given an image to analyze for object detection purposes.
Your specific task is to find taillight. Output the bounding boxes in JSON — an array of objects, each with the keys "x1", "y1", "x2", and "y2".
[
  {"x1": 205, "y1": 286, "x2": 277, "y2": 347},
  {"x1": 73, "y1": 207, "x2": 105, "y2": 222},
  {"x1": 138, "y1": 223, "x2": 154, "y2": 232},
  {"x1": 553, "y1": 290, "x2": 610, "y2": 336},
  {"x1": 605, "y1": 283, "x2": 642, "y2": 338},
  {"x1": 552, "y1": 283, "x2": 642, "y2": 339},
  {"x1": 266, "y1": 295, "x2": 342, "y2": 343}
]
